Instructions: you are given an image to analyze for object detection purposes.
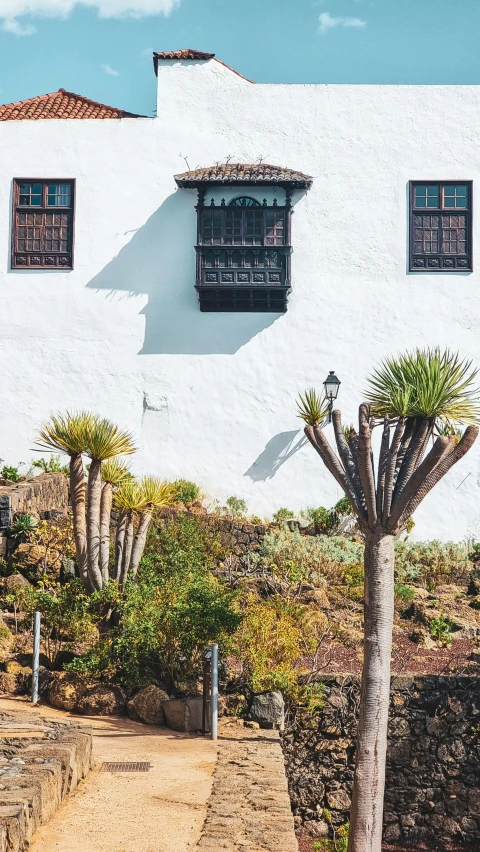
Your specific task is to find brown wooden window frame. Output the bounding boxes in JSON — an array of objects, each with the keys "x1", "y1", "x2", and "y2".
[
  {"x1": 11, "y1": 178, "x2": 75, "y2": 270},
  {"x1": 409, "y1": 180, "x2": 472, "y2": 273}
]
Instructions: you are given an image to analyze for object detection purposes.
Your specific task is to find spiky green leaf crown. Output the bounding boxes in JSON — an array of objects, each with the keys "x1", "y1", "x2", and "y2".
[
  {"x1": 365, "y1": 348, "x2": 480, "y2": 425},
  {"x1": 297, "y1": 388, "x2": 330, "y2": 426}
]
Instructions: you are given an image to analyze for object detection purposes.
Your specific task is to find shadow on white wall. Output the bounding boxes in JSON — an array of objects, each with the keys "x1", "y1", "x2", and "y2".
[
  {"x1": 244, "y1": 430, "x2": 308, "y2": 482},
  {"x1": 87, "y1": 191, "x2": 283, "y2": 355}
]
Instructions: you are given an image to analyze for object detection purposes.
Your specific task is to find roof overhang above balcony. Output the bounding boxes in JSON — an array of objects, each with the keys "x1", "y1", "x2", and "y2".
[{"x1": 174, "y1": 163, "x2": 313, "y2": 190}]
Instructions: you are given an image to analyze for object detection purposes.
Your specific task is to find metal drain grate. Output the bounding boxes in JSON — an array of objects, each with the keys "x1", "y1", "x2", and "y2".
[{"x1": 101, "y1": 762, "x2": 151, "y2": 773}]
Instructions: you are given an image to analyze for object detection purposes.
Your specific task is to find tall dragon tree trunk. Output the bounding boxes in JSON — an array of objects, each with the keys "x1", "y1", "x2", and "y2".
[
  {"x1": 119, "y1": 511, "x2": 134, "y2": 587},
  {"x1": 87, "y1": 459, "x2": 103, "y2": 590},
  {"x1": 129, "y1": 511, "x2": 152, "y2": 577},
  {"x1": 70, "y1": 452, "x2": 89, "y2": 590},
  {"x1": 348, "y1": 531, "x2": 395, "y2": 852},
  {"x1": 99, "y1": 482, "x2": 113, "y2": 585},
  {"x1": 114, "y1": 510, "x2": 128, "y2": 582}
]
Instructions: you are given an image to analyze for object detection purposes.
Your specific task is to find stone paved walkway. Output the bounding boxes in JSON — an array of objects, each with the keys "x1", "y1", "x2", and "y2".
[{"x1": 196, "y1": 720, "x2": 298, "y2": 852}]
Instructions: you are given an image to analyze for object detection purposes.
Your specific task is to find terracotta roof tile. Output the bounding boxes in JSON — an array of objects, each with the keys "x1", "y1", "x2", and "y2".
[
  {"x1": 153, "y1": 49, "x2": 254, "y2": 83},
  {"x1": 175, "y1": 163, "x2": 313, "y2": 189},
  {"x1": 0, "y1": 89, "x2": 143, "y2": 121},
  {"x1": 155, "y1": 49, "x2": 215, "y2": 61}
]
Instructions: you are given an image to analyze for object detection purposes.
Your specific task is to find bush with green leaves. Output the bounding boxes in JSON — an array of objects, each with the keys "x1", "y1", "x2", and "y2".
[
  {"x1": 394, "y1": 582, "x2": 416, "y2": 605},
  {"x1": 222, "y1": 496, "x2": 248, "y2": 519},
  {"x1": 170, "y1": 479, "x2": 201, "y2": 505},
  {"x1": 429, "y1": 612, "x2": 453, "y2": 645},
  {"x1": 7, "y1": 579, "x2": 98, "y2": 664},
  {"x1": 257, "y1": 528, "x2": 364, "y2": 586},
  {"x1": 1, "y1": 465, "x2": 20, "y2": 482},
  {"x1": 301, "y1": 497, "x2": 354, "y2": 535},
  {"x1": 32, "y1": 456, "x2": 70, "y2": 476},
  {"x1": 272, "y1": 507, "x2": 295, "y2": 526},
  {"x1": 10, "y1": 514, "x2": 38, "y2": 539},
  {"x1": 394, "y1": 540, "x2": 470, "y2": 590},
  {"x1": 314, "y1": 823, "x2": 349, "y2": 852}
]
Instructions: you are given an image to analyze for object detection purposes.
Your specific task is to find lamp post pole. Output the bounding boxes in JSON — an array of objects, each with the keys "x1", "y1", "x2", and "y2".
[{"x1": 32, "y1": 611, "x2": 41, "y2": 705}]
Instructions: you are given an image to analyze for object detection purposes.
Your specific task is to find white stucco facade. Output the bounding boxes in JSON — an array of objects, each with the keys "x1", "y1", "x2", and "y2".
[{"x1": 1, "y1": 56, "x2": 480, "y2": 540}]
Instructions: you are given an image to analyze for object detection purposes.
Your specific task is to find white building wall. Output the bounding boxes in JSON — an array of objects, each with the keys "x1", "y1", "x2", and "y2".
[{"x1": 1, "y1": 57, "x2": 480, "y2": 539}]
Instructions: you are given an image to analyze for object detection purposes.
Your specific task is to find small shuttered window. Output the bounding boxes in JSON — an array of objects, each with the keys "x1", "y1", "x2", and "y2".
[
  {"x1": 410, "y1": 181, "x2": 472, "y2": 272},
  {"x1": 11, "y1": 179, "x2": 75, "y2": 270}
]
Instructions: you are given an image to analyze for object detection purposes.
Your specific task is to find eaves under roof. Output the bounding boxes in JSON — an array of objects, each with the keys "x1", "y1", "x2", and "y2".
[{"x1": 174, "y1": 163, "x2": 313, "y2": 190}]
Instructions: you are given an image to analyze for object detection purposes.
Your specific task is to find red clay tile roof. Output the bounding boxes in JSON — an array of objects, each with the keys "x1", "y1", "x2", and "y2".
[
  {"x1": 155, "y1": 49, "x2": 215, "y2": 61},
  {"x1": 0, "y1": 89, "x2": 143, "y2": 121},
  {"x1": 175, "y1": 163, "x2": 313, "y2": 189},
  {"x1": 153, "y1": 49, "x2": 254, "y2": 83}
]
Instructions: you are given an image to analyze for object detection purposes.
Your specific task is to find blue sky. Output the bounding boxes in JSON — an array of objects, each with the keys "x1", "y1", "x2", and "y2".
[{"x1": 0, "y1": 0, "x2": 479, "y2": 116}]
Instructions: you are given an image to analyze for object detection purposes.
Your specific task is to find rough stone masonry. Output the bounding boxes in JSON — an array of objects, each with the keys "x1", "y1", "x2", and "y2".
[{"x1": 281, "y1": 675, "x2": 480, "y2": 846}]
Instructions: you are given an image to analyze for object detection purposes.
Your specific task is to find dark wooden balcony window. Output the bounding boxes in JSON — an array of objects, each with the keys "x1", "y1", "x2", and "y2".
[
  {"x1": 409, "y1": 181, "x2": 472, "y2": 272},
  {"x1": 196, "y1": 196, "x2": 292, "y2": 312},
  {"x1": 11, "y1": 179, "x2": 75, "y2": 270}
]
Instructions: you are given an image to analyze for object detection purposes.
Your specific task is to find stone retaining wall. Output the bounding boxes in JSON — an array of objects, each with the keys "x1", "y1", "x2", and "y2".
[
  {"x1": 0, "y1": 475, "x2": 69, "y2": 532},
  {"x1": 157, "y1": 506, "x2": 268, "y2": 556},
  {"x1": 196, "y1": 721, "x2": 298, "y2": 852},
  {"x1": 0, "y1": 712, "x2": 92, "y2": 851},
  {"x1": 281, "y1": 675, "x2": 480, "y2": 847}
]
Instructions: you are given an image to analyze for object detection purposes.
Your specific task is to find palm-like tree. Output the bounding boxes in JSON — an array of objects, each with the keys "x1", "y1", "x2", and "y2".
[
  {"x1": 129, "y1": 477, "x2": 173, "y2": 576},
  {"x1": 297, "y1": 348, "x2": 480, "y2": 852},
  {"x1": 113, "y1": 479, "x2": 146, "y2": 586},
  {"x1": 36, "y1": 412, "x2": 94, "y2": 590},
  {"x1": 84, "y1": 419, "x2": 136, "y2": 591},
  {"x1": 99, "y1": 458, "x2": 131, "y2": 585}
]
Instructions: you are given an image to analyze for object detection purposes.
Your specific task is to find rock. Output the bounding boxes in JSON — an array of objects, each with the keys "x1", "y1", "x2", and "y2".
[
  {"x1": 48, "y1": 672, "x2": 88, "y2": 711},
  {"x1": 244, "y1": 720, "x2": 260, "y2": 730},
  {"x1": 249, "y1": 691, "x2": 285, "y2": 730},
  {"x1": 27, "y1": 665, "x2": 53, "y2": 696},
  {"x1": 410, "y1": 627, "x2": 437, "y2": 650},
  {"x1": 302, "y1": 819, "x2": 329, "y2": 839},
  {"x1": 0, "y1": 618, "x2": 14, "y2": 662},
  {"x1": 0, "y1": 671, "x2": 21, "y2": 694},
  {"x1": 163, "y1": 697, "x2": 204, "y2": 732},
  {"x1": 326, "y1": 789, "x2": 350, "y2": 811},
  {"x1": 3, "y1": 573, "x2": 30, "y2": 590},
  {"x1": 127, "y1": 685, "x2": 169, "y2": 725},
  {"x1": 76, "y1": 684, "x2": 126, "y2": 716}
]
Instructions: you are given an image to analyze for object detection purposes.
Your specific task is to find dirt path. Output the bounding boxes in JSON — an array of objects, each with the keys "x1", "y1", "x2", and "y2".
[{"x1": 1, "y1": 697, "x2": 217, "y2": 852}]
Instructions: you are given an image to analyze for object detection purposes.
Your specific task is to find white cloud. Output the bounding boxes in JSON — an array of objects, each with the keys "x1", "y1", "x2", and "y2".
[
  {"x1": 102, "y1": 63, "x2": 119, "y2": 76},
  {"x1": 319, "y1": 11, "x2": 366, "y2": 33},
  {"x1": 0, "y1": 0, "x2": 180, "y2": 33},
  {"x1": 2, "y1": 17, "x2": 36, "y2": 34}
]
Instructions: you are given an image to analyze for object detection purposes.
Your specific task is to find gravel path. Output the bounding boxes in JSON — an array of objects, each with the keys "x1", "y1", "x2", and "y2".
[{"x1": 1, "y1": 697, "x2": 217, "y2": 852}]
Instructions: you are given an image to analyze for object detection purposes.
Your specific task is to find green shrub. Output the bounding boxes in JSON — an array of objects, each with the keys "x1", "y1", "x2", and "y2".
[
  {"x1": 343, "y1": 563, "x2": 364, "y2": 587},
  {"x1": 272, "y1": 507, "x2": 295, "y2": 525},
  {"x1": 394, "y1": 540, "x2": 469, "y2": 589},
  {"x1": 429, "y1": 612, "x2": 453, "y2": 646},
  {"x1": 170, "y1": 479, "x2": 201, "y2": 505},
  {"x1": 314, "y1": 823, "x2": 349, "y2": 852},
  {"x1": 394, "y1": 582, "x2": 416, "y2": 605},
  {"x1": 8, "y1": 580, "x2": 98, "y2": 664},
  {"x1": 32, "y1": 456, "x2": 70, "y2": 476},
  {"x1": 1, "y1": 466, "x2": 20, "y2": 482},
  {"x1": 10, "y1": 514, "x2": 38, "y2": 539},
  {"x1": 233, "y1": 594, "x2": 328, "y2": 704},
  {"x1": 223, "y1": 496, "x2": 248, "y2": 518},
  {"x1": 257, "y1": 528, "x2": 364, "y2": 586},
  {"x1": 301, "y1": 497, "x2": 353, "y2": 535}
]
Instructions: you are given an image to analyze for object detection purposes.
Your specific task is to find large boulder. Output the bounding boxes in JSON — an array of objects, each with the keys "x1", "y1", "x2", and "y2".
[
  {"x1": 163, "y1": 697, "x2": 204, "y2": 732},
  {"x1": 0, "y1": 617, "x2": 14, "y2": 662},
  {"x1": 3, "y1": 573, "x2": 30, "y2": 591},
  {"x1": 249, "y1": 691, "x2": 285, "y2": 730},
  {"x1": 48, "y1": 672, "x2": 88, "y2": 711},
  {"x1": 127, "y1": 685, "x2": 169, "y2": 725},
  {"x1": 76, "y1": 684, "x2": 126, "y2": 716}
]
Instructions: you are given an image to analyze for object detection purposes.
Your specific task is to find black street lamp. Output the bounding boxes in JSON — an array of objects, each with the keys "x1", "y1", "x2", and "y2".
[{"x1": 324, "y1": 371, "x2": 341, "y2": 423}]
